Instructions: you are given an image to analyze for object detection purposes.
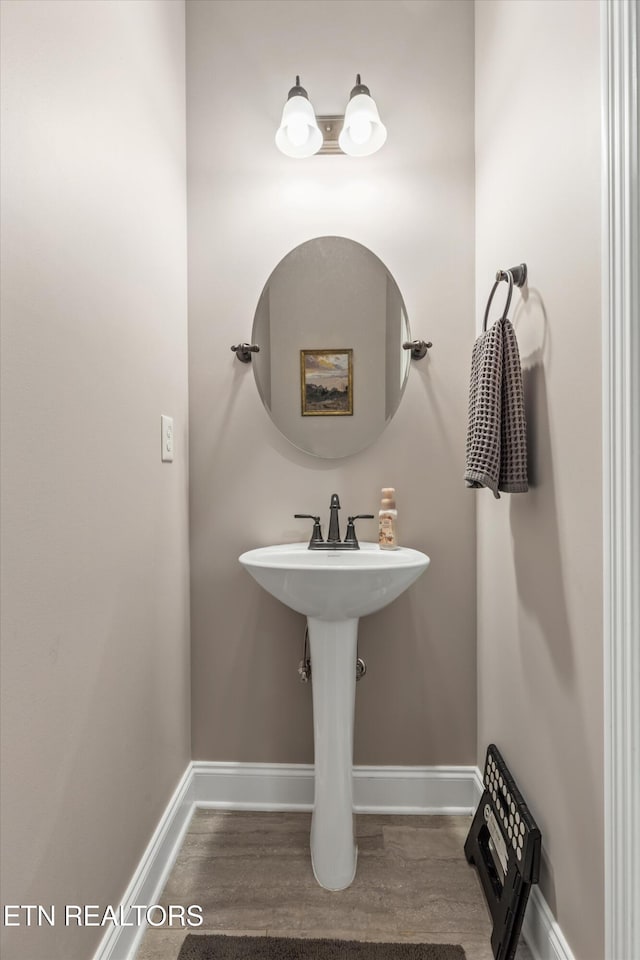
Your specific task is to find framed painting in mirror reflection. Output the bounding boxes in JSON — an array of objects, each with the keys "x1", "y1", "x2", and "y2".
[{"x1": 301, "y1": 349, "x2": 353, "y2": 416}]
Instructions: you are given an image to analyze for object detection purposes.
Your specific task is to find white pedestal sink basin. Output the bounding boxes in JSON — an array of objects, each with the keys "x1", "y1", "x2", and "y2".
[{"x1": 239, "y1": 541, "x2": 430, "y2": 891}]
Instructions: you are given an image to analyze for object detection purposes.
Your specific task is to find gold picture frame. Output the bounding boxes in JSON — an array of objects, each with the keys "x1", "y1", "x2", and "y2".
[{"x1": 300, "y1": 349, "x2": 353, "y2": 416}]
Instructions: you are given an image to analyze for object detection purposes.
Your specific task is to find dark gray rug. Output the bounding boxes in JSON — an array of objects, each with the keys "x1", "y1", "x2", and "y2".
[{"x1": 177, "y1": 934, "x2": 466, "y2": 959}]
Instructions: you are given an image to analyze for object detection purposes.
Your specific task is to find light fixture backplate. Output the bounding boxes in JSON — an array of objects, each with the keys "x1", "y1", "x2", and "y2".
[{"x1": 317, "y1": 116, "x2": 345, "y2": 155}]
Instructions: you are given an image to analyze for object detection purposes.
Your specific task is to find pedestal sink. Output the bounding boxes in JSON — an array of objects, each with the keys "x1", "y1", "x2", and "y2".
[{"x1": 238, "y1": 541, "x2": 430, "y2": 890}]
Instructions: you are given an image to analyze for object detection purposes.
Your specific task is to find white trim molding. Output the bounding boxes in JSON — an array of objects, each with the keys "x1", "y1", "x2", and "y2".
[
  {"x1": 191, "y1": 760, "x2": 483, "y2": 815},
  {"x1": 522, "y1": 886, "x2": 575, "y2": 960},
  {"x1": 92, "y1": 765, "x2": 195, "y2": 960},
  {"x1": 602, "y1": 1, "x2": 640, "y2": 959},
  {"x1": 191, "y1": 760, "x2": 314, "y2": 810},
  {"x1": 92, "y1": 761, "x2": 482, "y2": 960},
  {"x1": 92, "y1": 761, "x2": 571, "y2": 960}
]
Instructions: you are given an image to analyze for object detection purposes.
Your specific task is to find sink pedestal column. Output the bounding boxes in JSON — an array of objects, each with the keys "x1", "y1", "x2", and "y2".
[{"x1": 307, "y1": 616, "x2": 358, "y2": 891}]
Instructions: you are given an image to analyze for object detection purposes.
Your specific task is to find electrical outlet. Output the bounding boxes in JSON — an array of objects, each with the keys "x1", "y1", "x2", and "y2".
[{"x1": 161, "y1": 415, "x2": 174, "y2": 462}]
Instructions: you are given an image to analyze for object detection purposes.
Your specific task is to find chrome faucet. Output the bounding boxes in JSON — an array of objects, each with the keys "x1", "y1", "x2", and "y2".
[{"x1": 295, "y1": 494, "x2": 374, "y2": 550}]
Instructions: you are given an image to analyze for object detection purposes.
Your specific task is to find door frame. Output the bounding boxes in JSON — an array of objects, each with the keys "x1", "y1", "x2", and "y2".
[{"x1": 602, "y1": 2, "x2": 639, "y2": 957}]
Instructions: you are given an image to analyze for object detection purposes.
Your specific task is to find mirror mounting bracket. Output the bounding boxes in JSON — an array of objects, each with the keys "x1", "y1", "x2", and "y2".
[
  {"x1": 403, "y1": 339, "x2": 432, "y2": 360},
  {"x1": 231, "y1": 343, "x2": 260, "y2": 363}
]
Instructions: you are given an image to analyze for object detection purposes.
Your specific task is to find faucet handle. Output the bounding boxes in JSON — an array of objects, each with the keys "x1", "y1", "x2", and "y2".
[
  {"x1": 294, "y1": 514, "x2": 324, "y2": 545},
  {"x1": 343, "y1": 514, "x2": 375, "y2": 546}
]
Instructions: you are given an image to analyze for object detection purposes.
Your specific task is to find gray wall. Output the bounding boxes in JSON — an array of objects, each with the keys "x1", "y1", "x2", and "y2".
[
  {"x1": 0, "y1": 2, "x2": 190, "y2": 958},
  {"x1": 0, "y1": 3, "x2": 607, "y2": 959},
  {"x1": 187, "y1": 0, "x2": 477, "y2": 765},
  {"x1": 474, "y1": 2, "x2": 603, "y2": 957}
]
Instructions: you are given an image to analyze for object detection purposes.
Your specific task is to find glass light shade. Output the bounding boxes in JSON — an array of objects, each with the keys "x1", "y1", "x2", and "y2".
[
  {"x1": 275, "y1": 95, "x2": 323, "y2": 158},
  {"x1": 339, "y1": 93, "x2": 387, "y2": 157}
]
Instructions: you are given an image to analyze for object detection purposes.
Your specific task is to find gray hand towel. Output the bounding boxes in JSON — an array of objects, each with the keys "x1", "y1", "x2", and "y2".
[
  {"x1": 499, "y1": 319, "x2": 528, "y2": 493},
  {"x1": 464, "y1": 318, "x2": 527, "y2": 498},
  {"x1": 465, "y1": 321, "x2": 503, "y2": 497}
]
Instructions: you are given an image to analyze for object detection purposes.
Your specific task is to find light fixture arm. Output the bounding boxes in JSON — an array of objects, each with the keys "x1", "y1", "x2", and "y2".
[
  {"x1": 287, "y1": 76, "x2": 308, "y2": 101},
  {"x1": 349, "y1": 74, "x2": 371, "y2": 99}
]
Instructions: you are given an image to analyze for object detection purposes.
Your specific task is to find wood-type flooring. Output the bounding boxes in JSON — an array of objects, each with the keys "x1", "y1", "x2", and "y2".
[{"x1": 135, "y1": 811, "x2": 534, "y2": 960}]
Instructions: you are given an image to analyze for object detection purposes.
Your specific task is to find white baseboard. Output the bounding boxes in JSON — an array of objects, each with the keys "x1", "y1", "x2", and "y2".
[
  {"x1": 192, "y1": 760, "x2": 483, "y2": 814},
  {"x1": 354, "y1": 764, "x2": 483, "y2": 814},
  {"x1": 94, "y1": 761, "x2": 573, "y2": 960},
  {"x1": 191, "y1": 760, "x2": 314, "y2": 811},
  {"x1": 523, "y1": 885, "x2": 575, "y2": 960},
  {"x1": 92, "y1": 765, "x2": 195, "y2": 960}
]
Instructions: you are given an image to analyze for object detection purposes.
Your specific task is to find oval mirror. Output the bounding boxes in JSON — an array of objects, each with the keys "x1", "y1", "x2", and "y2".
[{"x1": 252, "y1": 236, "x2": 411, "y2": 458}]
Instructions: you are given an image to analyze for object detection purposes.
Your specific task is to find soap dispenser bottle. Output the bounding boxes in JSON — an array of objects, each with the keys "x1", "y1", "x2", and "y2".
[{"x1": 378, "y1": 487, "x2": 398, "y2": 550}]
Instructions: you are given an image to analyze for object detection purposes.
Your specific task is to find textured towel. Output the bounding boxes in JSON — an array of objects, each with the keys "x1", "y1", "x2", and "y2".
[
  {"x1": 465, "y1": 318, "x2": 527, "y2": 498},
  {"x1": 499, "y1": 319, "x2": 528, "y2": 493}
]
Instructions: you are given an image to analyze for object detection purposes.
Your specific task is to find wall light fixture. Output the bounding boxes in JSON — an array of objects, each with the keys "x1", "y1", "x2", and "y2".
[
  {"x1": 275, "y1": 74, "x2": 387, "y2": 158},
  {"x1": 275, "y1": 76, "x2": 323, "y2": 158},
  {"x1": 339, "y1": 75, "x2": 387, "y2": 157}
]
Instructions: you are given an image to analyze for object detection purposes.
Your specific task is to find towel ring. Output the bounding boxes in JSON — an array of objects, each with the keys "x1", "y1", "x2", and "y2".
[{"x1": 483, "y1": 263, "x2": 528, "y2": 332}]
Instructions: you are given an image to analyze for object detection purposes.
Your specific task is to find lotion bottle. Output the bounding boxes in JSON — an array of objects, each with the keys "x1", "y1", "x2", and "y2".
[{"x1": 378, "y1": 487, "x2": 398, "y2": 550}]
